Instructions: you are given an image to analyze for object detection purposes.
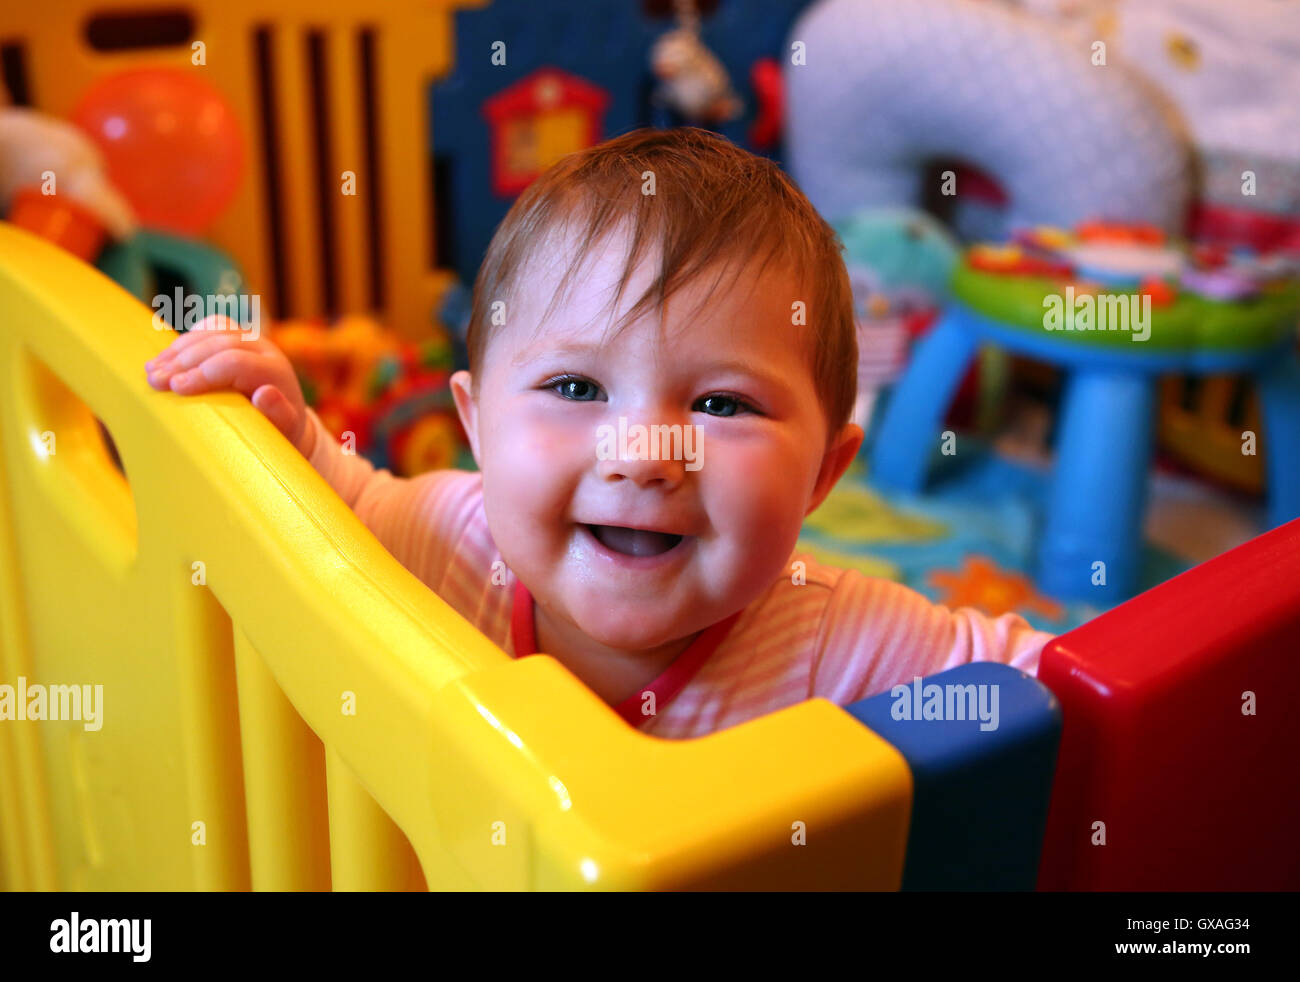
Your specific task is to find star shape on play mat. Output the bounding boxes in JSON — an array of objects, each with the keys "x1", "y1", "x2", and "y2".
[{"x1": 928, "y1": 555, "x2": 1064, "y2": 620}]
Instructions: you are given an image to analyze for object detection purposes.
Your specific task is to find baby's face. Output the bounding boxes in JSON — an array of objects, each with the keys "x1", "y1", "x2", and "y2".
[{"x1": 452, "y1": 233, "x2": 861, "y2": 654}]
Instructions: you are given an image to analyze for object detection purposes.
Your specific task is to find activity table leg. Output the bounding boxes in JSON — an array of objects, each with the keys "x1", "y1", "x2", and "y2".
[
  {"x1": 870, "y1": 309, "x2": 979, "y2": 492},
  {"x1": 1256, "y1": 346, "x2": 1300, "y2": 531},
  {"x1": 1038, "y1": 370, "x2": 1155, "y2": 603}
]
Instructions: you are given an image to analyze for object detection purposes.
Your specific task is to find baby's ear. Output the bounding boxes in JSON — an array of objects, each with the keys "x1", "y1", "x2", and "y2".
[
  {"x1": 449, "y1": 371, "x2": 482, "y2": 467},
  {"x1": 807, "y1": 422, "x2": 863, "y2": 516}
]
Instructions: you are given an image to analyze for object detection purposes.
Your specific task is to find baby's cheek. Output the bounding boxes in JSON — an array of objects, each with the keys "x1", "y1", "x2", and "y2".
[
  {"x1": 483, "y1": 418, "x2": 585, "y2": 543},
  {"x1": 705, "y1": 446, "x2": 806, "y2": 558}
]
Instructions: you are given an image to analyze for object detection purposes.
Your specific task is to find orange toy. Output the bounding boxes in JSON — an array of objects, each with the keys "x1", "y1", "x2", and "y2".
[
  {"x1": 270, "y1": 315, "x2": 460, "y2": 475},
  {"x1": 1075, "y1": 220, "x2": 1165, "y2": 246},
  {"x1": 71, "y1": 66, "x2": 244, "y2": 235},
  {"x1": 968, "y1": 243, "x2": 1071, "y2": 278},
  {"x1": 274, "y1": 316, "x2": 394, "y2": 406},
  {"x1": 1139, "y1": 276, "x2": 1177, "y2": 307},
  {"x1": 6, "y1": 186, "x2": 108, "y2": 261}
]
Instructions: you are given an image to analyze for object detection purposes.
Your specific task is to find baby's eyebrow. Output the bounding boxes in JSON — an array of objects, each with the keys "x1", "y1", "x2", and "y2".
[
  {"x1": 512, "y1": 340, "x2": 601, "y2": 366},
  {"x1": 514, "y1": 345, "x2": 793, "y2": 392},
  {"x1": 704, "y1": 359, "x2": 790, "y2": 390}
]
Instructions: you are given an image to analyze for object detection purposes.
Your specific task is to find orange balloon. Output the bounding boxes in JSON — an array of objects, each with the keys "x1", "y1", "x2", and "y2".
[{"x1": 72, "y1": 66, "x2": 244, "y2": 235}]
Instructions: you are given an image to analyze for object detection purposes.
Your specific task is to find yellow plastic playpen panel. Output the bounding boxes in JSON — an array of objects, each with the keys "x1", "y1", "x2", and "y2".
[
  {"x1": 0, "y1": 225, "x2": 914, "y2": 890},
  {"x1": 0, "y1": 0, "x2": 482, "y2": 335}
]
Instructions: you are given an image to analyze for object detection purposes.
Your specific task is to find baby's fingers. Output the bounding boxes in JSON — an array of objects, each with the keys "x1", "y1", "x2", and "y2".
[
  {"x1": 146, "y1": 332, "x2": 244, "y2": 389},
  {"x1": 251, "y1": 384, "x2": 303, "y2": 446},
  {"x1": 167, "y1": 348, "x2": 276, "y2": 397},
  {"x1": 148, "y1": 315, "x2": 245, "y2": 364}
]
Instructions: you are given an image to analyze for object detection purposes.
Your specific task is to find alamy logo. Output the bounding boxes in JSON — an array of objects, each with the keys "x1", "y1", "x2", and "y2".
[
  {"x1": 890, "y1": 676, "x2": 1000, "y2": 731},
  {"x1": 1042, "y1": 287, "x2": 1151, "y2": 342},
  {"x1": 151, "y1": 288, "x2": 262, "y2": 340},
  {"x1": 50, "y1": 912, "x2": 151, "y2": 962},
  {"x1": 596, "y1": 416, "x2": 703, "y2": 471},
  {"x1": 0, "y1": 677, "x2": 102, "y2": 731}
]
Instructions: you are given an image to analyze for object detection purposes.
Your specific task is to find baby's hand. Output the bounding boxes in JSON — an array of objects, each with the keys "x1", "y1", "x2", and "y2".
[{"x1": 145, "y1": 315, "x2": 315, "y2": 457}]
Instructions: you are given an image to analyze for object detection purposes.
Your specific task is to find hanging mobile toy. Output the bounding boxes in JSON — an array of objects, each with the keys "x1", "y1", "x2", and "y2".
[{"x1": 650, "y1": 0, "x2": 742, "y2": 125}]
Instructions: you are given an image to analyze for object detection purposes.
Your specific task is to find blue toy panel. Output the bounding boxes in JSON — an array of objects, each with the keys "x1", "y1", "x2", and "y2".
[
  {"x1": 844, "y1": 662, "x2": 1062, "y2": 891},
  {"x1": 430, "y1": 0, "x2": 816, "y2": 284}
]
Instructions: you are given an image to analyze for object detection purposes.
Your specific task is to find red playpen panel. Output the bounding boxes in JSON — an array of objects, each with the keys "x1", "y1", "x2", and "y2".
[{"x1": 1037, "y1": 518, "x2": 1300, "y2": 890}]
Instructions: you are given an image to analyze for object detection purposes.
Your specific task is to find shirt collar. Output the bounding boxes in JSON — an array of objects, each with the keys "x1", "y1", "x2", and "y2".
[{"x1": 509, "y1": 579, "x2": 740, "y2": 727}]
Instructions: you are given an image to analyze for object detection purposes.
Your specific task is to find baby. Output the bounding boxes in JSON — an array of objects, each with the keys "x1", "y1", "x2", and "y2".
[{"x1": 146, "y1": 128, "x2": 1053, "y2": 739}]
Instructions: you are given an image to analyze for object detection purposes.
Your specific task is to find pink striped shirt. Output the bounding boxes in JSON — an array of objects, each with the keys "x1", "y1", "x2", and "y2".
[{"x1": 306, "y1": 411, "x2": 1054, "y2": 740}]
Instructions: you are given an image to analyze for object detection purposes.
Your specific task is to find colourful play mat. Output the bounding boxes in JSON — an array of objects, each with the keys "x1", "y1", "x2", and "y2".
[{"x1": 796, "y1": 419, "x2": 1262, "y2": 635}]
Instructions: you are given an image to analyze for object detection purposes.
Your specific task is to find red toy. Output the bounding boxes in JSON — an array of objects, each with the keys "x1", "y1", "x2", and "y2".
[{"x1": 748, "y1": 57, "x2": 783, "y2": 150}]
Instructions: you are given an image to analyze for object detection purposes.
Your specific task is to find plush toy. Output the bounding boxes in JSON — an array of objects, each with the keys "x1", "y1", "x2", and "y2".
[
  {"x1": 836, "y1": 208, "x2": 961, "y2": 316},
  {"x1": 650, "y1": 0, "x2": 742, "y2": 124}
]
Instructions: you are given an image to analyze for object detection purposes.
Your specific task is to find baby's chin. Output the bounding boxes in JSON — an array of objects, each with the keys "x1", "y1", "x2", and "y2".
[
  {"x1": 549, "y1": 551, "x2": 785, "y2": 651},
  {"x1": 563, "y1": 596, "x2": 718, "y2": 652}
]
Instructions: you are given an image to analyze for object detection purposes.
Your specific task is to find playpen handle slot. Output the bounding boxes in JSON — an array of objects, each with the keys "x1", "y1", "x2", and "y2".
[{"x1": 14, "y1": 348, "x2": 137, "y2": 571}]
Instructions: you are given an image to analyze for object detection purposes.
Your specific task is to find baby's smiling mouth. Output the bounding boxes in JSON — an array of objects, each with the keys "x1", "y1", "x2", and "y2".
[{"x1": 584, "y1": 524, "x2": 686, "y2": 558}]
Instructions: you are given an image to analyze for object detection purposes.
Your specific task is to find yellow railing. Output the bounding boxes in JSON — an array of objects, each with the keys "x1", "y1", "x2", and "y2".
[{"x1": 0, "y1": 224, "x2": 913, "y2": 890}]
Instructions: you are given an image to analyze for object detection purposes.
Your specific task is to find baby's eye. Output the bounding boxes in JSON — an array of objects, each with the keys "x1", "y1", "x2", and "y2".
[
  {"x1": 694, "y1": 393, "x2": 752, "y2": 417},
  {"x1": 544, "y1": 375, "x2": 604, "y2": 401}
]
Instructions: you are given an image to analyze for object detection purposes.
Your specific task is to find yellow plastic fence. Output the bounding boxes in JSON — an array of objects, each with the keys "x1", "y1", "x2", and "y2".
[
  {"x1": 0, "y1": 0, "x2": 478, "y2": 334},
  {"x1": 0, "y1": 225, "x2": 913, "y2": 890}
]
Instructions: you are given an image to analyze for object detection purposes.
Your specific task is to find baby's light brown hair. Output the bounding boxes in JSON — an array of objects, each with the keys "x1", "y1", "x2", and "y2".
[{"x1": 466, "y1": 127, "x2": 858, "y2": 444}]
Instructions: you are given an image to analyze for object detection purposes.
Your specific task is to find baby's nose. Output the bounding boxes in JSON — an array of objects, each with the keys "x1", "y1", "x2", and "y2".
[
  {"x1": 597, "y1": 453, "x2": 685, "y2": 488},
  {"x1": 593, "y1": 417, "x2": 695, "y2": 488}
]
